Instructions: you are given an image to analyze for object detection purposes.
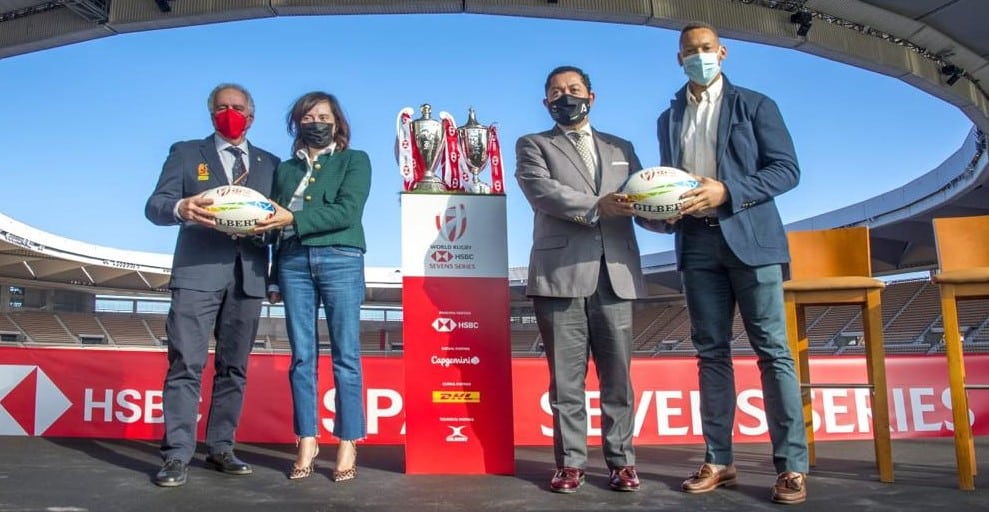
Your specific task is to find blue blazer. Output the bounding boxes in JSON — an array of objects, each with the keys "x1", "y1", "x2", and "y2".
[
  {"x1": 658, "y1": 76, "x2": 799, "y2": 268},
  {"x1": 145, "y1": 135, "x2": 280, "y2": 297}
]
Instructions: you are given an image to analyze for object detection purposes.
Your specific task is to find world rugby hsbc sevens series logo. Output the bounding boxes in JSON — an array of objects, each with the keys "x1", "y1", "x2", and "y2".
[
  {"x1": 0, "y1": 365, "x2": 71, "y2": 436},
  {"x1": 435, "y1": 204, "x2": 468, "y2": 242}
]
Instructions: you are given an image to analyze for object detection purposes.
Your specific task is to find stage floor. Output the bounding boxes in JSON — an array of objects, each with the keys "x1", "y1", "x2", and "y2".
[{"x1": 0, "y1": 437, "x2": 985, "y2": 511}]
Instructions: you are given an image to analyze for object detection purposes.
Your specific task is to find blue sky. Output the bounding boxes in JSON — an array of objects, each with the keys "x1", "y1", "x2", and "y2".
[{"x1": 0, "y1": 13, "x2": 972, "y2": 268}]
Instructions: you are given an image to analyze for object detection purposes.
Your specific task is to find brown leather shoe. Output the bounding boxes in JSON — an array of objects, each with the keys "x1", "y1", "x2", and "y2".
[
  {"x1": 608, "y1": 466, "x2": 640, "y2": 492},
  {"x1": 771, "y1": 471, "x2": 807, "y2": 504},
  {"x1": 550, "y1": 467, "x2": 585, "y2": 493},
  {"x1": 681, "y1": 463, "x2": 737, "y2": 493}
]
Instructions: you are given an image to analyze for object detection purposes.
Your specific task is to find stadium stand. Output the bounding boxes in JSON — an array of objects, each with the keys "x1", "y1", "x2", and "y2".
[
  {"x1": 1, "y1": 279, "x2": 988, "y2": 359},
  {"x1": 96, "y1": 313, "x2": 158, "y2": 346},
  {"x1": 8, "y1": 311, "x2": 76, "y2": 345},
  {"x1": 58, "y1": 312, "x2": 107, "y2": 345}
]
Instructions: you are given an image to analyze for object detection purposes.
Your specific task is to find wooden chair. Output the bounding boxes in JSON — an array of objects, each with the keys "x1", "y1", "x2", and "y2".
[
  {"x1": 782, "y1": 226, "x2": 893, "y2": 483},
  {"x1": 932, "y1": 215, "x2": 989, "y2": 491}
]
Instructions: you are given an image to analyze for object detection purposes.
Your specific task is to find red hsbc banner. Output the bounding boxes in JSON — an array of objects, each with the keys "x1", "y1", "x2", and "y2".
[
  {"x1": 0, "y1": 347, "x2": 986, "y2": 446},
  {"x1": 399, "y1": 194, "x2": 515, "y2": 474}
]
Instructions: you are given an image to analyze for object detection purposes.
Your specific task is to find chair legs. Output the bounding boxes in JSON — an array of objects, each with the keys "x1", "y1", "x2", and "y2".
[
  {"x1": 940, "y1": 285, "x2": 976, "y2": 491},
  {"x1": 863, "y1": 292, "x2": 893, "y2": 483},
  {"x1": 784, "y1": 294, "x2": 893, "y2": 483},
  {"x1": 784, "y1": 297, "x2": 816, "y2": 466}
]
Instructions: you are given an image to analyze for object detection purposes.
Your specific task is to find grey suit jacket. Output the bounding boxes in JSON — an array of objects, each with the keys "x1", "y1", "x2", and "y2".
[
  {"x1": 145, "y1": 135, "x2": 280, "y2": 297},
  {"x1": 516, "y1": 126, "x2": 645, "y2": 300}
]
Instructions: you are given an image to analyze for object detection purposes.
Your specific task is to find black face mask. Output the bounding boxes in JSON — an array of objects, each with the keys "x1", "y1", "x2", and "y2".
[
  {"x1": 299, "y1": 122, "x2": 334, "y2": 149},
  {"x1": 547, "y1": 94, "x2": 590, "y2": 126}
]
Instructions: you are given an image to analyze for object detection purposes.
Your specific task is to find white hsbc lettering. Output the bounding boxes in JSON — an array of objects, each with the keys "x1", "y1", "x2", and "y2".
[
  {"x1": 83, "y1": 388, "x2": 168, "y2": 424},
  {"x1": 537, "y1": 387, "x2": 977, "y2": 438}
]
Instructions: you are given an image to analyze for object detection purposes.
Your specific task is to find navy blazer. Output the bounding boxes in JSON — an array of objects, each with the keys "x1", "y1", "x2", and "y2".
[
  {"x1": 658, "y1": 76, "x2": 799, "y2": 268},
  {"x1": 145, "y1": 135, "x2": 280, "y2": 297}
]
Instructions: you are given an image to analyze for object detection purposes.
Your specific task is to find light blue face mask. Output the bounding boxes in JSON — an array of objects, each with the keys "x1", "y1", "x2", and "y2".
[{"x1": 682, "y1": 51, "x2": 721, "y2": 86}]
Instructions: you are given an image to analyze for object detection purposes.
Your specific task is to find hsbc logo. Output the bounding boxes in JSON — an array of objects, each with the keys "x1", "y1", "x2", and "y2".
[
  {"x1": 0, "y1": 365, "x2": 71, "y2": 436},
  {"x1": 431, "y1": 250, "x2": 453, "y2": 263},
  {"x1": 432, "y1": 318, "x2": 456, "y2": 332},
  {"x1": 435, "y1": 203, "x2": 468, "y2": 242},
  {"x1": 432, "y1": 317, "x2": 480, "y2": 332}
]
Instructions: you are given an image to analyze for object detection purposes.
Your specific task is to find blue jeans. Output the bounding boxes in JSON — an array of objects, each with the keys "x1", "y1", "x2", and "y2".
[
  {"x1": 680, "y1": 222, "x2": 808, "y2": 473},
  {"x1": 278, "y1": 238, "x2": 366, "y2": 441}
]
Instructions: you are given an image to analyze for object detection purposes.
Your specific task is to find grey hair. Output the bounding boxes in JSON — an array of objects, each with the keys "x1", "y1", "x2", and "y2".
[{"x1": 207, "y1": 83, "x2": 255, "y2": 115}]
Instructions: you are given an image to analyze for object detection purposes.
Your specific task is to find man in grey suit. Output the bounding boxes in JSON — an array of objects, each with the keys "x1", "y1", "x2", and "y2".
[
  {"x1": 145, "y1": 83, "x2": 280, "y2": 487},
  {"x1": 516, "y1": 65, "x2": 645, "y2": 494},
  {"x1": 643, "y1": 22, "x2": 809, "y2": 504}
]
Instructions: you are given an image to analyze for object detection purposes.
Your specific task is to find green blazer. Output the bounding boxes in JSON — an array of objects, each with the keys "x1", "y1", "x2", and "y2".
[{"x1": 272, "y1": 148, "x2": 372, "y2": 251}]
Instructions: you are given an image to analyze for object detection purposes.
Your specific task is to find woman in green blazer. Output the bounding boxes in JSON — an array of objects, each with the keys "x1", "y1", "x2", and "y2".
[{"x1": 256, "y1": 91, "x2": 371, "y2": 482}]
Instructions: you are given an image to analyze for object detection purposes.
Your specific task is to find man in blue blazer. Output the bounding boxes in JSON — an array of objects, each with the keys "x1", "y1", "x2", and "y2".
[
  {"x1": 645, "y1": 22, "x2": 809, "y2": 504},
  {"x1": 145, "y1": 83, "x2": 279, "y2": 487}
]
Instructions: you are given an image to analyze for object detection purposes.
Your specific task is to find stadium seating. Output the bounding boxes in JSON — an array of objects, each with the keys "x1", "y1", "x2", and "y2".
[{"x1": 96, "y1": 313, "x2": 158, "y2": 345}]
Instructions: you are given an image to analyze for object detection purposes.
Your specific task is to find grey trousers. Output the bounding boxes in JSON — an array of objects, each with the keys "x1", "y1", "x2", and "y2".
[{"x1": 533, "y1": 264, "x2": 635, "y2": 470}]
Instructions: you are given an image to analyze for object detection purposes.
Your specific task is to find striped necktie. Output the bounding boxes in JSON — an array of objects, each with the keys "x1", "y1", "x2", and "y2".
[{"x1": 225, "y1": 146, "x2": 249, "y2": 185}]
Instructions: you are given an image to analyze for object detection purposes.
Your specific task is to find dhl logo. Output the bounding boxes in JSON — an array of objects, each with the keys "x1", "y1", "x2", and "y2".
[{"x1": 431, "y1": 391, "x2": 481, "y2": 403}]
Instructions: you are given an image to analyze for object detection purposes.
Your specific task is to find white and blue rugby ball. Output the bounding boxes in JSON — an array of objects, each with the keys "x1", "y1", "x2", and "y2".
[
  {"x1": 201, "y1": 185, "x2": 275, "y2": 235},
  {"x1": 621, "y1": 167, "x2": 700, "y2": 221}
]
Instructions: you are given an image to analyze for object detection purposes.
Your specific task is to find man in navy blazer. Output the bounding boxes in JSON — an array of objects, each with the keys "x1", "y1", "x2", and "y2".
[
  {"x1": 645, "y1": 22, "x2": 809, "y2": 504},
  {"x1": 145, "y1": 83, "x2": 279, "y2": 487}
]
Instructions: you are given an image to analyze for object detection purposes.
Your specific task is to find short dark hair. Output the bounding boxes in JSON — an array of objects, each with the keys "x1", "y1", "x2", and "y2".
[
  {"x1": 680, "y1": 21, "x2": 720, "y2": 43},
  {"x1": 285, "y1": 91, "x2": 351, "y2": 153},
  {"x1": 544, "y1": 65, "x2": 592, "y2": 94}
]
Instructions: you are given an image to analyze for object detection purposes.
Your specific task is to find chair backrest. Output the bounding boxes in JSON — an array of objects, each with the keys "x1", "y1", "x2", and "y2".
[
  {"x1": 787, "y1": 226, "x2": 872, "y2": 280},
  {"x1": 933, "y1": 215, "x2": 989, "y2": 272}
]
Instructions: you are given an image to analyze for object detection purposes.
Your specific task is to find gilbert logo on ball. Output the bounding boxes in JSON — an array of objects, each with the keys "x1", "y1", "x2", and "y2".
[
  {"x1": 200, "y1": 185, "x2": 275, "y2": 234},
  {"x1": 621, "y1": 167, "x2": 700, "y2": 220}
]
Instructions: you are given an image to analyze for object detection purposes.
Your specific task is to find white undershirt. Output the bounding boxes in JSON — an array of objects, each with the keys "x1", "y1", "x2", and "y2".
[{"x1": 680, "y1": 77, "x2": 724, "y2": 179}]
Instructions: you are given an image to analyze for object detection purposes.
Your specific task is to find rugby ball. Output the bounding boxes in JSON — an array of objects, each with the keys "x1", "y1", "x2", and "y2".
[
  {"x1": 200, "y1": 185, "x2": 275, "y2": 235},
  {"x1": 621, "y1": 167, "x2": 700, "y2": 220}
]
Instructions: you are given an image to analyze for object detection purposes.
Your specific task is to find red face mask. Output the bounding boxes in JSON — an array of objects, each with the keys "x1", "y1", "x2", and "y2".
[{"x1": 213, "y1": 109, "x2": 248, "y2": 140}]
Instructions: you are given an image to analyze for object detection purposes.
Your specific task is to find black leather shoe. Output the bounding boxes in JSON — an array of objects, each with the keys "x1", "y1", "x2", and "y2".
[
  {"x1": 205, "y1": 451, "x2": 253, "y2": 475},
  {"x1": 154, "y1": 459, "x2": 188, "y2": 487}
]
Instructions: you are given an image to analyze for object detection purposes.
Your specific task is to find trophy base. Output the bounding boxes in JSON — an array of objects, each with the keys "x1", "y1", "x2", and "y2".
[
  {"x1": 411, "y1": 176, "x2": 449, "y2": 193},
  {"x1": 465, "y1": 181, "x2": 491, "y2": 195}
]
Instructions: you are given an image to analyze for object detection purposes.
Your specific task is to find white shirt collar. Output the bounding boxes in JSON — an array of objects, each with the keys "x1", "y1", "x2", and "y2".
[
  {"x1": 214, "y1": 133, "x2": 249, "y2": 155},
  {"x1": 686, "y1": 76, "x2": 724, "y2": 106},
  {"x1": 563, "y1": 124, "x2": 593, "y2": 138},
  {"x1": 295, "y1": 143, "x2": 336, "y2": 167}
]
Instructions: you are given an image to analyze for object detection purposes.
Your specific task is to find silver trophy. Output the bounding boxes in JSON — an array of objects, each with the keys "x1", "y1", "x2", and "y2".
[
  {"x1": 410, "y1": 104, "x2": 448, "y2": 193},
  {"x1": 457, "y1": 107, "x2": 492, "y2": 194}
]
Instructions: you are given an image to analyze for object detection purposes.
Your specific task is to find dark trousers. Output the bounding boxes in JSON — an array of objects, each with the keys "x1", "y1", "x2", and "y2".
[
  {"x1": 680, "y1": 221, "x2": 808, "y2": 473},
  {"x1": 160, "y1": 275, "x2": 262, "y2": 463}
]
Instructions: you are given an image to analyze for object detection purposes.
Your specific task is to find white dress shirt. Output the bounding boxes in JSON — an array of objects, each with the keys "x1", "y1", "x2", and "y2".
[
  {"x1": 680, "y1": 77, "x2": 724, "y2": 179},
  {"x1": 214, "y1": 133, "x2": 251, "y2": 184}
]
